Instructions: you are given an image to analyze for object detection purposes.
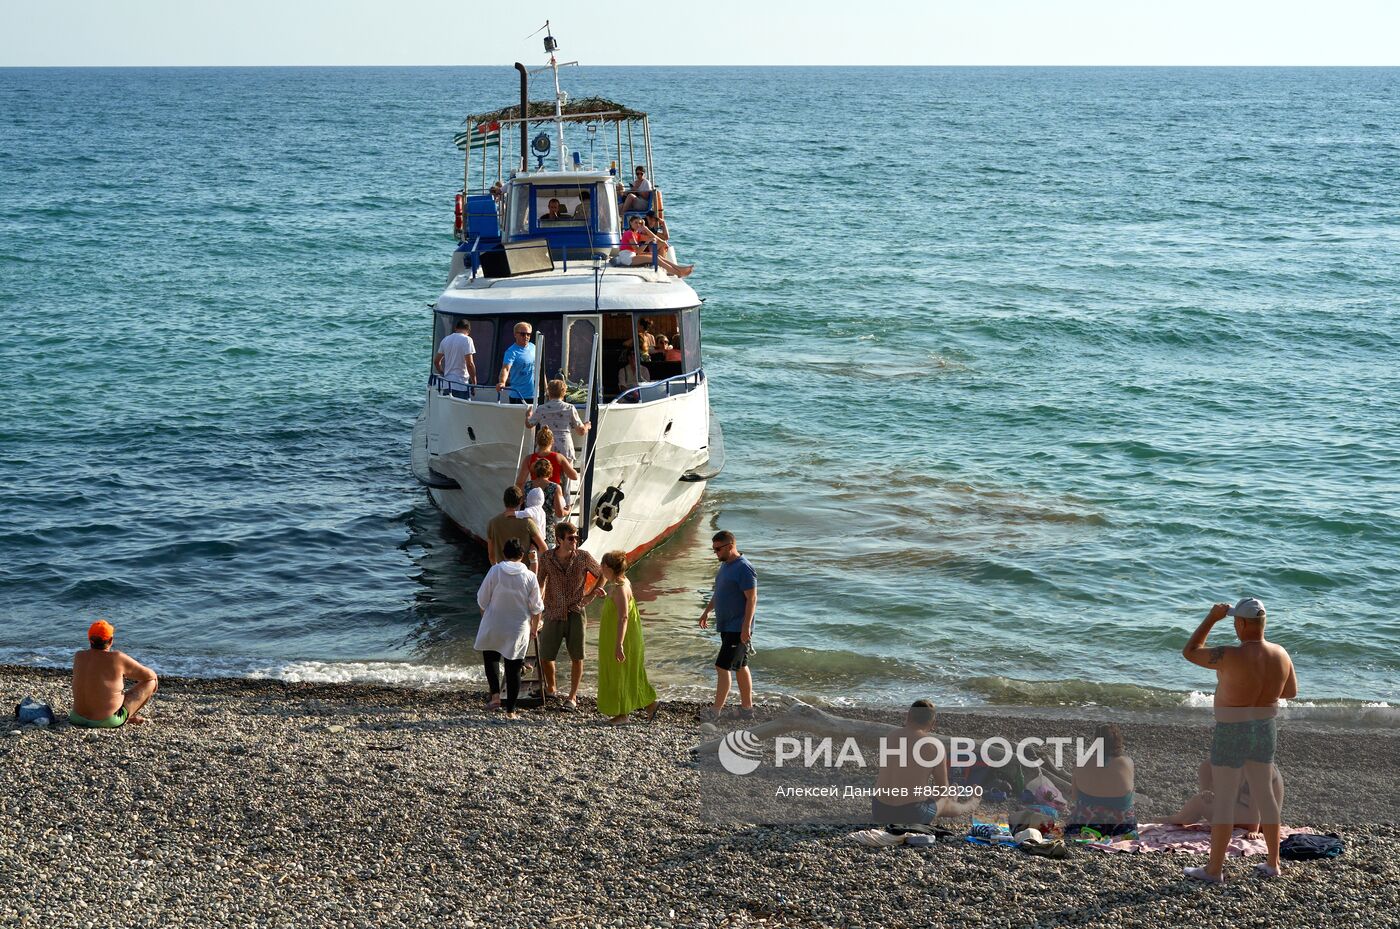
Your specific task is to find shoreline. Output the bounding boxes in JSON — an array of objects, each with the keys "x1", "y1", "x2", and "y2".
[{"x1": 4, "y1": 665, "x2": 1397, "y2": 928}]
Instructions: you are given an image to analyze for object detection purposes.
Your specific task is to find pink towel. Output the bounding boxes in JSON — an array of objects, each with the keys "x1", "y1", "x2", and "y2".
[{"x1": 1088, "y1": 823, "x2": 1315, "y2": 857}]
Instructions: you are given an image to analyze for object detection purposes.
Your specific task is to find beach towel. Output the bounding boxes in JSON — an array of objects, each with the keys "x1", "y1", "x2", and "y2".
[{"x1": 1086, "y1": 823, "x2": 1316, "y2": 857}]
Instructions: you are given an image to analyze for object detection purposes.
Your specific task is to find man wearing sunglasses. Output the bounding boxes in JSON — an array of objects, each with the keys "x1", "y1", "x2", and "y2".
[
  {"x1": 698, "y1": 530, "x2": 757, "y2": 721},
  {"x1": 497, "y1": 322, "x2": 537, "y2": 403}
]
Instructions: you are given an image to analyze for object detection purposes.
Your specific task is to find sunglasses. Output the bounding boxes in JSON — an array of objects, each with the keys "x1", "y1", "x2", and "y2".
[{"x1": 516, "y1": 331, "x2": 532, "y2": 338}]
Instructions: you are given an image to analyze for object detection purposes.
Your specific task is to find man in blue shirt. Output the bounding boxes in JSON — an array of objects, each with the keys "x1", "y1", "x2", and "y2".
[
  {"x1": 496, "y1": 321, "x2": 537, "y2": 403},
  {"x1": 698, "y1": 530, "x2": 757, "y2": 720}
]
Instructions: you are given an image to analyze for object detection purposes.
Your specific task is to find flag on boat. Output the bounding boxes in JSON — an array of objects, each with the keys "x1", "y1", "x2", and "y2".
[{"x1": 454, "y1": 121, "x2": 500, "y2": 151}]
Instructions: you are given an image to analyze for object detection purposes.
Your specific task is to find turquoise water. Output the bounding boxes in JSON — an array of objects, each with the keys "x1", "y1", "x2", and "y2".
[{"x1": 2, "y1": 67, "x2": 1397, "y2": 706}]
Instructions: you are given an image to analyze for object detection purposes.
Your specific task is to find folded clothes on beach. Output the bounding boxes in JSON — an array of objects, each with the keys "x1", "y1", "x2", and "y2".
[{"x1": 1085, "y1": 823, "x2": 1316, "y2": 857}]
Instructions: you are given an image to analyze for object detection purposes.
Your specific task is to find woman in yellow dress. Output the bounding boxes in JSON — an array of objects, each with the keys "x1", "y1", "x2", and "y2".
[{"x1": 595, "y1": 551, "x2": 659, "y2": 724}]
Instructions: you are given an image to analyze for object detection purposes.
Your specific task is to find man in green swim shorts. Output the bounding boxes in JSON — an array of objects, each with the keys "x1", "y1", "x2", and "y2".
[
  {"x1": 1181, "y1": 598, "x2": 1297, "y2": 884},
  {"x1": 70, "y1": 621, "x2": 159, "y2": 728}
]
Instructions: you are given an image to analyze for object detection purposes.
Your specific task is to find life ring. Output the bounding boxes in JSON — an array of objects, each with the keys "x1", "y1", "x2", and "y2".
[{"x1": 453, "y1": 192, "x2": 465, "y2": 236}]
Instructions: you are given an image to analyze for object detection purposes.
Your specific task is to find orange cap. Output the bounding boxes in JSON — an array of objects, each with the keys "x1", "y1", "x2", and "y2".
[{"x1": 88, "y1": 620, "x2": 114, "y2": 642}]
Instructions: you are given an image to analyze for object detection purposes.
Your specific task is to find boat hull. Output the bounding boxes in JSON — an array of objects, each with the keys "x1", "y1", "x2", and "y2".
[{"x1": 417, "y1": 380, "x2": 711, "y2": 561}]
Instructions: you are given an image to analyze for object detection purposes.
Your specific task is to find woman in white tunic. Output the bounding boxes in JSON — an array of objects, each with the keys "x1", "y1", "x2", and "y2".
[{"x1": 475, "y1": 538, "x2": 544, "y2": 718}]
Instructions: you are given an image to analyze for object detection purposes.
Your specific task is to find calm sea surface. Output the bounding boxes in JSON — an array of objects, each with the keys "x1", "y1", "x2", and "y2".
[{"x1": 2, "y1": 67, "x2": 1398, "y2": 707}]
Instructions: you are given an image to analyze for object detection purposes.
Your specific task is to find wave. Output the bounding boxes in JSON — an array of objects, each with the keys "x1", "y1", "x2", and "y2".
[{"x1": 0, "y1": 647, "x2": 484, "y2": 687}]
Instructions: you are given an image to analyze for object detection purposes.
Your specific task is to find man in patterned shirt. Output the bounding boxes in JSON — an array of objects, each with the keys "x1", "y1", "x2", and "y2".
[{"x1": 537, "y1": 521, "x2": 604, "y2": 710}]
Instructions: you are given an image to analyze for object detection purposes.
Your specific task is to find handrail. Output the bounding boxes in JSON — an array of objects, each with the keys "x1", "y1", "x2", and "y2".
[
  {"x1": 427, "y1": 373, "x2": 535, "y2": 403},
  {"x1": 606, "y1": 366, "x2": 705, "y2": 407}
]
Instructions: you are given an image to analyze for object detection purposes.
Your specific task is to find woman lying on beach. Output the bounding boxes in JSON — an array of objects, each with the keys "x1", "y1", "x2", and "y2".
[
  {"x1": 595, "y1": 551, "x2": 659, "y2": 725},
  {"x1": 1065, "y1": 723, "x2": 1138, "y2": 838},
  {"x1": 1166, "y1": 761, "x2": 1283, "y2": 838},
  {"x1": 474, "y1": 537, "x2": 544, "y2": 719}
]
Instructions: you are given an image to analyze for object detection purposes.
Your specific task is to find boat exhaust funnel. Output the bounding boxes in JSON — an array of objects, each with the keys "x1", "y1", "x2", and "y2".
[{"x1": 514, "y1": 62, "x2": 529, "y2": 172}]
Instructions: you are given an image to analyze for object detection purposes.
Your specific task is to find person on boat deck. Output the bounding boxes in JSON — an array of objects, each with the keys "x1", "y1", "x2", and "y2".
[
  {"x1": 487, "y1": 484, "x2": 545, "y2": 570},
  {"x1": 697, "y1": 530, "x2": 757, "y2": 721},
  {"x1": 616, "y1": 217, "x2": 694, "y2": 278},
  {"x1": 1065, "y1": 723, "x2": 1137, "y2": 838},
  {"x1": 1180, "y1": 597, "x2": 1295, "y2": 883},
  {"x1": 70, "y1": 621, "x2": 158, "y2": 729},
  {"x1": 474, "y1": 537, "x2": 543, "y2": 719},
  {"x1": 572, "y1": 190, "x2": 591, "y2": 224},
  {"x1": 542, "y1": 198, "x2": 570, "y2": 222},
  {"x1": 497, "y1": 322, "x2": 537, "y2": 403},
  {"x1": 526, "y1": 378, "x2": 590, "y2": 463},
  {"x1": 620, "y1": 165, "x2": 652, "y2": 214},
  {"x1": 516, "y1": 426, "x2": 580, "y2": 490},
  {"x1": 433, "y1": 317, "x2": 477, "y2": 392},
  {"x1": 537, "y1": 521, "x2": 605, "y2": 711},
  {"x1": 872, "y1": 701, "x2": 982, "y2": 824},
  {"x1": 1168, "y1": 760, "x2": 1284, "y2": 838},
  {"x1": 617, "y1": 355, "x2": 651, "y2": 395},
  {"x1": 521, "y1": 458, "x2": 567, "y2": 548},
  {"x1": 644, "y1": 211, "x2": 670, "y2": 257}
]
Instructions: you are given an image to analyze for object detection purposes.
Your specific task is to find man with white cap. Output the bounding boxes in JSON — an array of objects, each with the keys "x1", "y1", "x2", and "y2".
[{"x1": 1181, "y1": 597, "x2": 1297, "y2": 884}]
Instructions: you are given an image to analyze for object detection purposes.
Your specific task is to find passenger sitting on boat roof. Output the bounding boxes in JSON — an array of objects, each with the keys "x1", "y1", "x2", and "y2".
[
  {"x1": 616, "y1": 217, "x2": 694, "y2": 278},
  {"x1": 542, "y1": 198, "x2": 570, "y2": 222},
  {"x1": 620, "y1": 165, "x2": 652, "y2": 214},
  {"x1": 644, "y1": 211, "x2": 669, "y2": 257}
]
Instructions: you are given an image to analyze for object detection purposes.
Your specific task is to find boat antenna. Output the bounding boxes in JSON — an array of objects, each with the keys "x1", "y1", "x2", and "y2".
[{"x1": 533, "y1": 21, "x2": 575, "y2": 172}]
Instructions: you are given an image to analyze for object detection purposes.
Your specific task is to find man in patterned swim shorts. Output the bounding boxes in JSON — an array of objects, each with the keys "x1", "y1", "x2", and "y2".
[{"x1": 1181, "y1": 597, "x2": 1297, "y2": 884}]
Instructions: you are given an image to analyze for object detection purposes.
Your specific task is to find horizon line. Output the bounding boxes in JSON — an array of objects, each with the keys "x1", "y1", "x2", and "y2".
[{"x1": 4, "y1": 63, "x2": 1400, "y2": 70}]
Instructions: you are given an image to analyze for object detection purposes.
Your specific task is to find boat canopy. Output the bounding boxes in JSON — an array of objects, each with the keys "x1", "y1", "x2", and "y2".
[
  {"x1": 437, "y1": 268, "x2": 699, "y2": 316},
  {"x1": 467, "y1": 96, "x2": 646, "y2": 124}
]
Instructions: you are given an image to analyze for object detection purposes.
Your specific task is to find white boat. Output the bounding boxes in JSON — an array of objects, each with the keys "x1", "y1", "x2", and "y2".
[{"x1": 411, "y1": 31, "x2": 723, "y2": 560}]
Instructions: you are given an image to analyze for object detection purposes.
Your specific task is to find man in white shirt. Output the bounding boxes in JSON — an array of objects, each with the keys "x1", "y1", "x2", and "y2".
[{"x1": 434, "y1": 318, "x2": 477, "y2": 393}]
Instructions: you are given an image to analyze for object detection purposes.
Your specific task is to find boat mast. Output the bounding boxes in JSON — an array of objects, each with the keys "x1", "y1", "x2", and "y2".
[{"x1": 544, "y1": 23, "x2": 567, "y2": 171}]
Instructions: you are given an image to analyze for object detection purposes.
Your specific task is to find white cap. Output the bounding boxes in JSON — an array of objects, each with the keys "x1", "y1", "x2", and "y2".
[
  {"x1": 1013, "y1": 828, "x2": 1044, "y2": 844},
  {"x1": 1226, "y1": 597, "x2": 1266, "y2": 620}
]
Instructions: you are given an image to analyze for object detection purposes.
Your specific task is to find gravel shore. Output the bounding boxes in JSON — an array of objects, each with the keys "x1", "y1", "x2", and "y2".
[{"x1": 2, "y1": 665, "x2": 1395, "y2": 929}]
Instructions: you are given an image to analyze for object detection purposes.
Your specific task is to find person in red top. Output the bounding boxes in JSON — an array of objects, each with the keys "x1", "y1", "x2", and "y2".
[
  {"x1": 516, "y1": 426, "x2": 580, "y2": 488},
  {"x1": 614, "y1": 217, "x2": 694, "y2": 277}
]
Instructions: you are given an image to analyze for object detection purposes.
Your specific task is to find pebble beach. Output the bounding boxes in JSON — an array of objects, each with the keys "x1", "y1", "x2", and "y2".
[{"x1": 2, "y1": 666, "x2": 1395, "y2": 929}]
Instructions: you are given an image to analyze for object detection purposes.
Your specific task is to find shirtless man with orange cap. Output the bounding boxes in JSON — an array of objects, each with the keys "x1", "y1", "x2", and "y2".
[{"x1": 70, "y1": 621, "x2": 159, "y2": 728}]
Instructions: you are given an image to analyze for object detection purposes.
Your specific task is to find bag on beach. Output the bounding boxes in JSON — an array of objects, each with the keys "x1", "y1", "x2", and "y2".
[
  {"x1": 1279, "y1": 833, "x2": 1344, "y2": 861},
  {"x1": 14, "y1": 697, "x2": 54, "y2": 726}
]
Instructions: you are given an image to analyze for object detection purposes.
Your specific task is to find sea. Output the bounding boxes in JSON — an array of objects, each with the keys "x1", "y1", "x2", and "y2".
[{"x1": 2, "y1": 66, "x2": 1398, "y2": 709}]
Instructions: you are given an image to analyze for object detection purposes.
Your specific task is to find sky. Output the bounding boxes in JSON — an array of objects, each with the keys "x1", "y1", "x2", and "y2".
[{"x1": 1, "y1": 1, "x2": 1398, "y2": 67}]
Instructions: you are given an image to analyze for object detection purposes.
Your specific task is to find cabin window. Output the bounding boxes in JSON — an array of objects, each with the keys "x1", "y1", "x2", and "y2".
[
  {"x1": 533, "y1": 186, "x2": 594, "y2": 229},
  {"x1": 681, "y1": 308, "x2": 702, "y2": 373},
  {"x1": 636, "y1": 312, "x2": 683, "y2": 381},
  {"x1": 464, "y1": 318, "x2": 496, "y2": 385},
  {"x1": 507, "y1": 190, "x2": 530, "y2": 236},
  {"x1": 601, "y1": 312, "x2": 635, "y2": 400}
]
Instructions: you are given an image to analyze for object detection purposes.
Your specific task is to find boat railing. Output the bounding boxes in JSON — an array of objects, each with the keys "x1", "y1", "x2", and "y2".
[
  {"x1": 608, "y1": 367, "x2": 705, "y2": 407},
  {"x1": 428, "y1": 373, "x2": 529, "y2": 404}
]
